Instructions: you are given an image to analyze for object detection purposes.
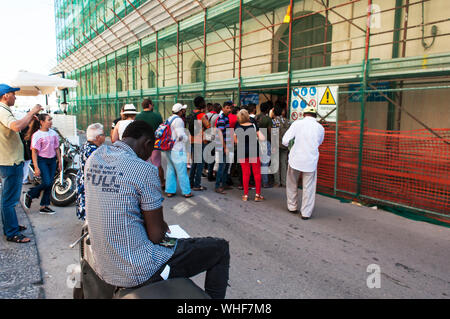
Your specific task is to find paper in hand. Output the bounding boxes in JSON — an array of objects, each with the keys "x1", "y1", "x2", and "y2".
[{"x1": 166, "y1": 225, "x2": 190, "y2": 239}]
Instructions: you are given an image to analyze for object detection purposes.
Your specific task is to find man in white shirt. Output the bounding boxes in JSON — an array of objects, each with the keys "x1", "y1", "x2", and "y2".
[{"x1": 282, "y1": 107, "x2": 324, "y2": 220}]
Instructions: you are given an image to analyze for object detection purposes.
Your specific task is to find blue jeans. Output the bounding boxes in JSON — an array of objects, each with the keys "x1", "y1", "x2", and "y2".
[
  {"x1": 215, "y1": 152, "x2": 230, "y2": 189},
  {"x1": 165, "y1": 151, "x2": 191, "y2": 195},
  {"x1": 28, "y1": 156, "x2": 57, "y2": 206},
  {"x1": 0, "y1": 162, "x2": 24, "y2": 238},
  {"x1": 189, "y1": 143, "x2": 204, "y2": 188}
]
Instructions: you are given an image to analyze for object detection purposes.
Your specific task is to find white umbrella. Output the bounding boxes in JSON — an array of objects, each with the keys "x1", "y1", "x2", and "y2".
[{"x1": 5, "y1": 70, "x2": 78, "y2": 96}]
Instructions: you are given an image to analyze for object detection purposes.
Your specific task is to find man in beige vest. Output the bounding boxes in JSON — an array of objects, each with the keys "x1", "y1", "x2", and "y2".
[{"x1": 0, "y1": 84, "x2": 42, "y2": 243}]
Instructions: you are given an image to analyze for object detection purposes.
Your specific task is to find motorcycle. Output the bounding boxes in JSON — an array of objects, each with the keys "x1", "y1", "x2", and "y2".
[
  {"x1": 28, "y1": 128, "x2": 80, "y2": 207},
  {"x1": 70, "y1": 223, "x2": 211, "y2": 299}
]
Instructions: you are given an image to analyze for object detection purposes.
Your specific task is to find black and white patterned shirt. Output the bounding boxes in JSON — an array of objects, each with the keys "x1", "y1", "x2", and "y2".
[{"x1": 85, "y1": 141, "x2": 175, "y2": 287}]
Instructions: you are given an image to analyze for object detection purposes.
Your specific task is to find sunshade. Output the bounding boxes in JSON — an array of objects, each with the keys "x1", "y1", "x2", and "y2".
[{"x1": 4, "y1": 71, "x2": 78, "y2": 96}]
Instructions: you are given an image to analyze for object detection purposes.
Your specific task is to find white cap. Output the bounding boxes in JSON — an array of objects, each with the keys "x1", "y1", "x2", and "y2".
[
  {"x1": 122, "y1": 104, "x2": 138, "y2": 115},
  {"x1": 172, "y1": 103, "x2": 187, "y2": 113}
]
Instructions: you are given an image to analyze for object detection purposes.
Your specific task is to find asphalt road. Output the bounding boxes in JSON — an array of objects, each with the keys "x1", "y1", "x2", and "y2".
[{"x1": 22, "y1": 173, "x2": 450, "y2": 299}]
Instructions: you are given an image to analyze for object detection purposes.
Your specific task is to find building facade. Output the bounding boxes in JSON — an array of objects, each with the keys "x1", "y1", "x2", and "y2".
[{"x1": 53, "y1": 0, "x2": 450, "y2": 223}]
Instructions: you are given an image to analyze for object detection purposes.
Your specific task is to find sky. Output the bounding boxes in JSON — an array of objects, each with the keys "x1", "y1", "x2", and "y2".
[{"x1": 0, "y1": 0, "x2": 58, "y2": 108}]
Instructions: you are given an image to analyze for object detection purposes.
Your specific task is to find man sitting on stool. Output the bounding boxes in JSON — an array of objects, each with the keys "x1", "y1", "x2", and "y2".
[{"x1": 84, "y1": 120, "x2": 230, "y2": 298}]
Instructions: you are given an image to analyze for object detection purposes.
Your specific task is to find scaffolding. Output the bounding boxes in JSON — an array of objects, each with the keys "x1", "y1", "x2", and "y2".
[{"x1": 53, "y1": 0, "x2": 450, "y2": 223}]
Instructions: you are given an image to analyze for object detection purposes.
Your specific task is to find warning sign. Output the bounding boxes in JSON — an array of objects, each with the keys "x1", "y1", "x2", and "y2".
[
  {"x1": 290, "y1": 85, "x2": 338, "y2": 122},
  {"x1": 319, "y1": 87, "x2": 337, "y2": 105}
]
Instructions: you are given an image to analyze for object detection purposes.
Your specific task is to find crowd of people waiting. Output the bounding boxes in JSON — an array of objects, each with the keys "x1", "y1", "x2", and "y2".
[
  {"x1": 78, "y1": 95, "x2": 324, "y2": 220},
  {"x1": 0, "y1": 82, "x2": 322, "y2": 298}
]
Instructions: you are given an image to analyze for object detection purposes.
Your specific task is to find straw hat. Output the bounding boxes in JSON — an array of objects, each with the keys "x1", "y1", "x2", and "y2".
[{"x1": 122, "y1": 104, "x2": 138, "y2": 115}]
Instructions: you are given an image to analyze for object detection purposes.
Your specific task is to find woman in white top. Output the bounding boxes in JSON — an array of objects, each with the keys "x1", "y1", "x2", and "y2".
[{"x1": 111, "y1": 104, "x2": 139, "y2": 143}]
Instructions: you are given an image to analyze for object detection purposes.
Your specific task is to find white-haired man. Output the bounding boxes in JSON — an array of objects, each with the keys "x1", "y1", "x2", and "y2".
[{"x1": 76, "y1": 123, "x2": 106, "y2": 220}]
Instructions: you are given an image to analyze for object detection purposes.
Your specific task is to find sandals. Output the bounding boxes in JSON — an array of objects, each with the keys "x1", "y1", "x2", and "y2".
[
  {"x1": 255, "y1": 194, "x2": 265, "y2": 202},
  {"x1": 7, "y1": 234, "x2": 30, "y2": 243},
  {"x1": 215, "y1": 188, "x2": 226, "y2": 194},
  {"x1": 192, "y1": 186, "x2": 207, "y2": 191},
  {"x1": 183, "y1": 193, "x2": 194, "y2": 198},
  {"x1": 242, "y1": 195, "x2": 248, "y2": 201},
  {"x1": 19, "y1": 225, "x2": 27, "y2": 231},
  {"x1": 166, "y1": 193, "x2": 176, "y2": 198}
]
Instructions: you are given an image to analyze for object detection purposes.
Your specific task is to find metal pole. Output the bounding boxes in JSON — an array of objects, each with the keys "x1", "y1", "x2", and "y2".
[
  {"x1": 176, "y1": 22, "x2": 180, "y2": 103},
  {"x1": 324, "y1": 0, "x2": 329, "y2": 67},
  {"x1": 156, "y1": 32, "x2": 160, "y2": 113},
  {"x1": 203, "y1": 8, "x2": 207, "y2": 97},
  {"x1": 286, "y1": 0, "x2": 294, "y2": 117},
  {"x1": 356, "y1": 0, "x2": 372, "y2": 198},
  {"x1": 238, "y1": 0, "x2": 243, "y2": 106}
]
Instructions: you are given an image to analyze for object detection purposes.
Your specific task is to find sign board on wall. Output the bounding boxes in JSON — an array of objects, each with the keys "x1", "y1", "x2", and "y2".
[
  {"x1": 240, "y1": 92, "x2": 259, "y2": 106},
  {"x1": 290, "y1": 86, "x2": 338, "y2": 122}
]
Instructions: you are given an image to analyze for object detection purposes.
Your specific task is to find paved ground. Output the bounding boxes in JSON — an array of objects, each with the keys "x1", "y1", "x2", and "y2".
[
  {"x1": 0, "y1": 201, "x2": 44, "y2": 298},
  {"x1": 5, "y1": 176, "x2": 449, "y2": 299},
  {"x1": 1, "y1": 137, "x2": 449, "y2": 299}
]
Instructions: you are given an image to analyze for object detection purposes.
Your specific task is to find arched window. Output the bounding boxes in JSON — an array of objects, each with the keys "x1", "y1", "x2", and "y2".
[
  {"x1": 148, "y1": 70, "x2": 156, "y2": 88},
  {"x1": 278, "y1": 13, "x2": 332, "y2": 72},
  {"x1": 191, "y1": 60, "x2": 205, "y2": 83},
  {"x1": 116, "y1": 78, "x2": 123, "y2": 92}
]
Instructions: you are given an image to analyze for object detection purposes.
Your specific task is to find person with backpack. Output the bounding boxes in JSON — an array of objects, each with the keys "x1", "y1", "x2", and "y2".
[
  {"x1": 186, "y1": 96, "x2": 210, "y2": 191},
  {"x1": 163, "y1": 103, "x2": 193, "y2": 198},
  {"x1": 205, "y1": 103, "x2": 221, "y2": 181},
  {"x1": 272, "y1": 102, "x2": 290, "y2": 187}
]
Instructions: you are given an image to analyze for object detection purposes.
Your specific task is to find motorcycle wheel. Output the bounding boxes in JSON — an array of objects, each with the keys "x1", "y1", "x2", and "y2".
[{"x1": 51, "y1": 169, "x2": 78, "y2": 207}]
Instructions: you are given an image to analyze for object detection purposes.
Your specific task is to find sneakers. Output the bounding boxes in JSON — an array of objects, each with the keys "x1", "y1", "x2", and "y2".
[
  {"x1": 39, "y1": 207, "x2": 56, "y2": 215},
  {"x1": 23, "y1": 193, "x2": 32, "y2": 209}
]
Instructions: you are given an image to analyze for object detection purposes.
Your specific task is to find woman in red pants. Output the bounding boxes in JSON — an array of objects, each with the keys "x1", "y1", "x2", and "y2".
[{"x1": 234, "y1": 109, "x2": 265, "y2": 202}]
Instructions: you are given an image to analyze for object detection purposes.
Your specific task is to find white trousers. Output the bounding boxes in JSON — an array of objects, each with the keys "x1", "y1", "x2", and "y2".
[{"x1": 286, "y1": 164, "x2": 317, "y2": 218}]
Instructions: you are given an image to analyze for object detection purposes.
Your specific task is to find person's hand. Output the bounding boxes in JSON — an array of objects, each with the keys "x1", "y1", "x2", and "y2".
[
  {"x1": 34, "y1": 168, "x2": 41, "y2": 177},
  {"x1": 30, "y1": 104, "x2": 43, "y2": 115}
]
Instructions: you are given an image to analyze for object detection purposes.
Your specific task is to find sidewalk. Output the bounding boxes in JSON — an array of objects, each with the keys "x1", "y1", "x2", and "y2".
[{"x1": 0, "y1": 195, "x2": 44, "y2": 298}]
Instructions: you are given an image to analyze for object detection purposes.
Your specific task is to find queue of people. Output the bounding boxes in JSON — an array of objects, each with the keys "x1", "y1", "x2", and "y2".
[
  {"x1": 0, "y1": 84, "x2": 323, "y2": 299},
  {"x1": 98, "y1": 95, "x2": 324, "y2": 220}
]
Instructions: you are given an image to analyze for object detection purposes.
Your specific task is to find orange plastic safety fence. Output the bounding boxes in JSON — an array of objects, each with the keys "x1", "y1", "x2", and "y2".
[{"x1": 317, "y1": 121, "x2": 450, "y2": 221}]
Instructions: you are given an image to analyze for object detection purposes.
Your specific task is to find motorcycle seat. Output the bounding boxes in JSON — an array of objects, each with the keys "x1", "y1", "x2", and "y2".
[{"x1": 114, "y1": 278, "x2": 211, "y2": 299}]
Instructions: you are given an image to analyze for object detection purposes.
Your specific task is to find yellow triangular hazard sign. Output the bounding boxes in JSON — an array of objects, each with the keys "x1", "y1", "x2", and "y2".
[{"x1": 319, "y1": 87, "x2": 336, "y2": 105}]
